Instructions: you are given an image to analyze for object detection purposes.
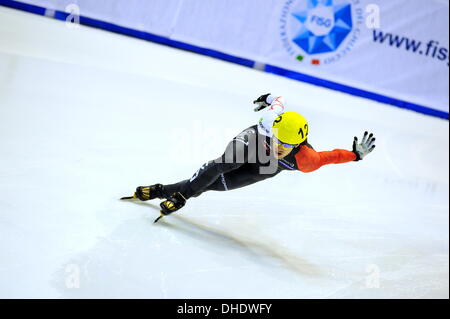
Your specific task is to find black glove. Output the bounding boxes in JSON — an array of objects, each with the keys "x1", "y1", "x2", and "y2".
[
  {"x1": 160, "y1": 192, "x2": 187, "y2": 216},
  {"x1": 353, "y1": 131, "x2": 376, "y2": 161},
  {"x1": 253, "y1": 93, "x2": 271, "y2": 112}
]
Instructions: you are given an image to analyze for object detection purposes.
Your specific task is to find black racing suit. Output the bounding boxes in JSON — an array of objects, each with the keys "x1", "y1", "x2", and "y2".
[{"x1": 161, "y1": 125, "x2": 308, "y2": 199}]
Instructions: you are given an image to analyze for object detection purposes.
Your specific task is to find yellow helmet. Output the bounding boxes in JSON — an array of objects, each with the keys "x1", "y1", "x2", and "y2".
[{"x1": 272, "y1": 112, "x2": 309, "y2": 145}]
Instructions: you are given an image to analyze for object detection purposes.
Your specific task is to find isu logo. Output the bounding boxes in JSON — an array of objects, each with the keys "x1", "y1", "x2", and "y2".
[{"x1": 280, "y1": 0, "x2": 364, "y2": 65}]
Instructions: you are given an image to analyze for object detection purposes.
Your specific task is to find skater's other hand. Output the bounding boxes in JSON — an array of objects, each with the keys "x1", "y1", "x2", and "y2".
[
  {"x1": 253, "y1": 93, "x2": 271, "y2": 112},
  {"x1": 353, "y1": 131, "x2": 376, "y2": 161}
]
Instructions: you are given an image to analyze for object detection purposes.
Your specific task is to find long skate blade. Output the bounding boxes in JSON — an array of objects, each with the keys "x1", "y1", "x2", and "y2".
[
  {"x1": 120, "y1": 194, "x2": 137, "y2": 200},
  {"x1": 154, "y1": 214, "x2": 165, "y2": 223}
]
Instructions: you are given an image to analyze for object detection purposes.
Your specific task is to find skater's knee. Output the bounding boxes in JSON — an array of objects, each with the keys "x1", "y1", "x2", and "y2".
[{"x1": 212, "y1": 160, "x2": 240, "y2": 174}]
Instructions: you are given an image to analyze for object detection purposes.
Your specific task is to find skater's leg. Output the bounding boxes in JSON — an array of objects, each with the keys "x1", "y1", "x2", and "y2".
[
  {"x1": 163, "y1": 139, "x2": 249, "y2": 199},
  {"x1": 162, "y1": 162, "x2": 278, "y2": 199},
  {"x1": 163, "y1": 178, "x2": 223, "y2": 198},
  {"x1": 129, "y1": 166, "x2": 229, "y2": 202},
  {"x1": 162, "y1": 179, "x2": 192, "y2": 197}
]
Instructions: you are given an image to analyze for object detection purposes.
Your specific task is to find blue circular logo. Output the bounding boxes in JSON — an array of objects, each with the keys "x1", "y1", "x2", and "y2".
[{"x1": 280, "y1": 0, "x2": 363, "y2": 65}]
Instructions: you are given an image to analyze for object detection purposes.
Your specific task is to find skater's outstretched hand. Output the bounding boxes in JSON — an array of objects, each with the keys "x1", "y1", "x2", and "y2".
[
  {"x1": 353, "y1": 131, "x2": 376, "y2": 161},
  {"x1": 253, "y1": 93, "x2": 271, "y2": 112}
]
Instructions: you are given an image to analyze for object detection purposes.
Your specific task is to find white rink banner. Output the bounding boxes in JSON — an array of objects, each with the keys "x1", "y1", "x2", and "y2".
[{"x1": 14, "y1": 0, "x2": 450, "y2": 115}]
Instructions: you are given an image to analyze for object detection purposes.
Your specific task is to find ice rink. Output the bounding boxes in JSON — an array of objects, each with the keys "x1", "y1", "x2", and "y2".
[{"x1": 0, "y1": 6, "x2": 448, "y2": 298}]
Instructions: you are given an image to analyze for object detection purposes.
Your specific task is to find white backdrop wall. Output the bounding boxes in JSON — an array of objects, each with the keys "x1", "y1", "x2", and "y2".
[{"x1": 14, "y1": 0, "x2": 450, "y2": 115}]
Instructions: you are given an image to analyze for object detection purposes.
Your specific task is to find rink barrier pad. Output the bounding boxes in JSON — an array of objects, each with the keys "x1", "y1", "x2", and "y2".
[{"x1": 0, "y1": 0, "x2": 448, "y2": 120}]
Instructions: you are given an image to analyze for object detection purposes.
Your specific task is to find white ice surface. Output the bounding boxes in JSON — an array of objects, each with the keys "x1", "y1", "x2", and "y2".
[{"x1": 0, "y1": 7, "x2": 448, "y2": 299}]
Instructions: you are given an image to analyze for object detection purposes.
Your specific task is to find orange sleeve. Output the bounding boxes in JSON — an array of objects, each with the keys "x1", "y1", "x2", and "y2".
[{"x1": 295, "y1": 145, "x2": 357, "y2": 173}]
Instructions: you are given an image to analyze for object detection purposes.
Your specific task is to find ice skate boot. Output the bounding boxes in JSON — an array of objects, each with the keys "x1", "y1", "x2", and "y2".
[
  {"x1": 120, "y1": 184, "x2": 165, "y2": 201},
  {"x1": 154, "y1": 192, "x2": 187, "y2": 223}
]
